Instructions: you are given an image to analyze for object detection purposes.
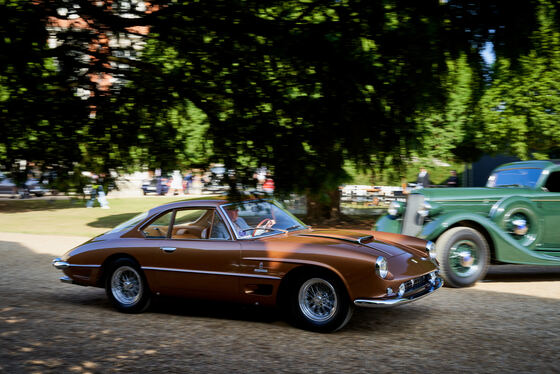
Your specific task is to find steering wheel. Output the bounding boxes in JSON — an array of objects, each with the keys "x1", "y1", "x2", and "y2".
[{"x1": 252, "y1": 218, "x2": 276, "y2": 237}]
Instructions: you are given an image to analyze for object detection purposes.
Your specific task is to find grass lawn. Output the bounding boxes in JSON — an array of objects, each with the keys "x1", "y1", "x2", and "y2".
[
  {"x1": 0, "y1": 195, "x2": 380, "y2": 237},
  {"x1": 0, "y1": 196, "x2": 191, "y2": 237}
]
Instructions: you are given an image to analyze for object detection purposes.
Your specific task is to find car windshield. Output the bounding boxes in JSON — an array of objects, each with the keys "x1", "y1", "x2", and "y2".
[
  {"x1": 107, "y1": 212, "x2": 149, "y2": 234},
  {"x1": 221, "y1": 200, "x2": 307, "y2": 239},
  {"x1": 486, "y1": 168, "x2": 543, "y2": 188}
]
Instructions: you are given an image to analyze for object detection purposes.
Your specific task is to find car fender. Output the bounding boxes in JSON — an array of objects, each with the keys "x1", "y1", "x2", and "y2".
[
  {"x1": 419, "y1": 212, "x2": 496, "y2": 241},
  {"x1": 421, "y1": 212, "x2": 560, "y2": 265},
  {"x1": 488, "y1": 196, "x2": 542, "y2": 249},
  {"x1": 374, "y1": 214, "x2": 402, "y2": 233}
]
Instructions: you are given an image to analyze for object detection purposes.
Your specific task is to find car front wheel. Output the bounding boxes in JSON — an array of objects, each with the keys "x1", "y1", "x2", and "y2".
[
  {"x1": 287, "y1": 272, "x2": 353, "y2": 333},
  {"x1": 105, "y1": 258, "x2": 151, "y2": 313},
  {"x1": 436, "y1": 227, "x2": 490, "y2": 288}
]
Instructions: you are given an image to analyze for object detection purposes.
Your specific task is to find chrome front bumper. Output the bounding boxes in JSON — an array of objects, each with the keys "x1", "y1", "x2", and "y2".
[
  {"x1": 52, "y1": 258, "x2": 69, "y2": 269},
  {"x1": 354, "y1": 277, "x2": 443, "y2": 308}
]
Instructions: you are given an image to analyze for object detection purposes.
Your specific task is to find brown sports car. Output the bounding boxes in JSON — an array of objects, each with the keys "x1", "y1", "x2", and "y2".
[{"x1": 53, "y1": 199, "x2": 442, "y2": 332}]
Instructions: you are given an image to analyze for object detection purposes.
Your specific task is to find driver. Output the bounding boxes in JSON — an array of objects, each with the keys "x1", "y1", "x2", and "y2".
[{"x1": 225, "y1": 208, "x2": 251, "y2": 237}]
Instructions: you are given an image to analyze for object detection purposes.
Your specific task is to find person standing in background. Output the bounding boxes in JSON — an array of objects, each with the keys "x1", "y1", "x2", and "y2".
[
  {"x1": 168, "y1": 170, "x2": 183, "y2": 195},
  {"x1": 445, "y1": 170, "x2": 459, "y2": 187},
  {"x1": 416, "y1": 167, "x2": 431, "y2": 188}
]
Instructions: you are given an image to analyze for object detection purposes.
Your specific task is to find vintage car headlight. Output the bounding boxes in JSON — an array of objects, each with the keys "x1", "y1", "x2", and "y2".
[
  {"x1": 387, "y1": 201, "x2": 404, "y2": 218},
  {"x1": 417, "y1": 201, "x2": 441, "y2": 218},
  {"x1": 418, "y1": 202, "x2": 433, "y2": 217},
  {"x1": 426, "y1": 241, "x2": 437, "y2": 261},
  {"x1": 375, "y1": 256, "x2": 388, "y2": 279}
]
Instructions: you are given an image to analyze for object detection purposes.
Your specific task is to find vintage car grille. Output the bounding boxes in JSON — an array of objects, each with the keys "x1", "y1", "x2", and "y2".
[
  {"x1": 403, "y1": 274, "x2": 431, "y2": 296},
  {"x1": 402, "y1": 194, "x2": 425, "y2": 236}
]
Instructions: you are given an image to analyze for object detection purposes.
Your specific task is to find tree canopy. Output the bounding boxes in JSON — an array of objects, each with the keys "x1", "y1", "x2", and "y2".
[{"x1": 1, "y1": 0, "x2": 560, "y2": 217}]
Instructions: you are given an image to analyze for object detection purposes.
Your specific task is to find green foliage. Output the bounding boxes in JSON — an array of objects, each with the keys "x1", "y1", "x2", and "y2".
[
  {"x1": 2, "y1": 0, "x2": 560, "y2": 218},
  {"x1": 478, "y1": 1, "x2": 560, "y2": 159}
]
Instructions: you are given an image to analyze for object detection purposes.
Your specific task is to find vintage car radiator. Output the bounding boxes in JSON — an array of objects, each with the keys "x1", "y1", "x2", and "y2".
[{"x1": 402, "y1": 194, "x2": 425, "y2": 237}]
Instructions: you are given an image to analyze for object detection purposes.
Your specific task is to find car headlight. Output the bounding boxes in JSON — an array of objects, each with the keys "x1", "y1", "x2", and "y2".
[
  {"x1": 375, "y1": 256, "x2": 388, "y2": 279},
  {"x1": 425, "y1": 241, "x2": 437, "y2": 261},
  {"x1": 418, "y1": 202, "x2": 433, "y2": 217},
  {"x1": 387, "y1": 201, "x2": 404, "y2": 218},
  {"x1": 418, "y1": 201, "x2": 442, "y2": 218}
]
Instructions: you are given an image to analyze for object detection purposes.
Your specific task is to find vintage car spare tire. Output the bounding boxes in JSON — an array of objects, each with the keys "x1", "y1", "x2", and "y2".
[
  {"x1": 287, "y1": 271, "x2": 353, "y2": 333},
  {"x1": 436, "y1": 227, "x2": 490, "y2": 288},
  {"x1": 489, "y1": 197, "x2": 541, "y2": 248},
  {"x1": 105, "y1": 258, "x2": 151, "y2": 313}
]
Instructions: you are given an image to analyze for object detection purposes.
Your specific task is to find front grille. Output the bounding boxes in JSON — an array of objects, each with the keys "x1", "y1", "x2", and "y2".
[
  {"x1": 402, "y1": 194, "x2": 425, "y2": 236},
  {"x1": 403, "y1": 274, "x2": 430, "y2": 296}
]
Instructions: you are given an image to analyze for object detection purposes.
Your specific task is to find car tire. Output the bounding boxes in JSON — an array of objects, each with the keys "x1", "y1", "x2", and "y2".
[
  {"x1": 436, "y1": 227, "x2": 490, "y2": 288},
  {"x1": 286, "y1": 271, "x2": 353, "y2": 333},
  {"x1": 105, "y1": 258, "x2": 151, "y2": 313}
]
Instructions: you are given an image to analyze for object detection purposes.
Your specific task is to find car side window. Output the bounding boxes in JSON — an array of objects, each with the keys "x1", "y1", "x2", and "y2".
[
  {"x1": 171, "y1": 209, "x2": 213, "y2": 239},
  {"x1": 142, "y1": 211, "x2": 173, "y2": 238},
  {"x1": 210, "y1": 212, "x2": 232, "y2": 240},
  {"x1": 544, "y1": 171, "x2": 560, "y2": 192}
]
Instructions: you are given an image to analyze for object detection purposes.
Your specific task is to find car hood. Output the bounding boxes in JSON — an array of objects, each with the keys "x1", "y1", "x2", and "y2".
[
  {"x1": 291, "y1": 229, "x2": 422, "y2": 258},
  {"x1": 418, "y1": 187, "x2": 534, "y2": 201}
]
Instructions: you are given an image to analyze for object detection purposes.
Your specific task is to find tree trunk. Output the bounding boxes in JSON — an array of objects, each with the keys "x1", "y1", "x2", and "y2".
[{"x1": 305, "y1": 188, "x2": 341, "y2": 224}]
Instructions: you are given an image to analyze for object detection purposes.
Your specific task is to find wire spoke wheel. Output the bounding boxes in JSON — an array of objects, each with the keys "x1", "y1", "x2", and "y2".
[
  {"x1": 298, "y1": 278, "x2": 338, "y2": 323},
  {"x1": 110, "y1": 265, "x2": 143, "y2": 306}
]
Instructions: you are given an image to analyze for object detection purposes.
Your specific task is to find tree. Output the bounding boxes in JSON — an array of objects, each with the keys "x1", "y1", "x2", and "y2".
[{"x1": 478, "y1": 0, "x2": 560, "y2": 159}]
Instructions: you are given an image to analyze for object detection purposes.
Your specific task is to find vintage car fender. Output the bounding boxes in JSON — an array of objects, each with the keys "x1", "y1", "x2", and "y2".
[
  {"x1": 374, "y1": 215, "x2": 402, "y2": 233},
  {"x1": 419, "y1": 211, "x2": 560, "y2": 265},
  {"x1": 488, "y1": 196, "x2": 542, "y2": 249}
]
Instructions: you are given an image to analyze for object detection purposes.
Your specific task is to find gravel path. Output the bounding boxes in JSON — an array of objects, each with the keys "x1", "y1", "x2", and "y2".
[{"x1": 1, "y1": 233, "x2": 559, "y2": 373}]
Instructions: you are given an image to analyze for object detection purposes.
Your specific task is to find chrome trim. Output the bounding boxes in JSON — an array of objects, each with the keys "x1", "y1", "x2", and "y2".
[
  {"x1": 141, "y1": 266, "x2": 281, "y2": 280},
  {"x1": 353, "y1": 277, "x2": 443, "y2": 308},
  {"x1": 60, "y1": 275, "x2": 74, "y2": 284},
  {"x1": 357, "y1": 235, "x2": 374, "y2": 244},
  {"x1": 52, "y1": 258, "x2": 69, "y2": 269},
  {"x1": 68, "y1": 264, "x2": 101, "y2": 268},
  {"x1": 160, "y1": 247, "x2": 177, "y2": 253}
]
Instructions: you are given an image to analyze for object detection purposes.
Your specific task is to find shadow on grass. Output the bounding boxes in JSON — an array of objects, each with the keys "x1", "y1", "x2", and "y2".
[
  {"x1": 87, "y1": 212, "x2": 141, "y2": 228},
  {"x1": 0, "y1": 197, "x2": 86, "y2": 213}
]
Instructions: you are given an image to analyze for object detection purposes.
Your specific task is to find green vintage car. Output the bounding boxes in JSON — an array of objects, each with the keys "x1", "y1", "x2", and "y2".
[{"x1": 375, "y1": 160, "x2": 560, "y2": 287}]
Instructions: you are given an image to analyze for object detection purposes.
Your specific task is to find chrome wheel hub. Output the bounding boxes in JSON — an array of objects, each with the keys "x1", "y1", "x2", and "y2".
[
  {"x1": 111, "y1": 266, "x2": 142, "y2": 306},
  {"x1": 449, "y1": 240, "x2": 479, "y2": 277},
  {"x1": 298, "y1": 278, "x2": 337, "y2": 323},
  {"x1": 459, "y1": 251, "x2": 475, "y2": 267}
]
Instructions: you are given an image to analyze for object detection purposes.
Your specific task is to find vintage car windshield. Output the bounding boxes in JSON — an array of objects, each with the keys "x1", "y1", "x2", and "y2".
[
  {"x1": 486, "y1": 168, "x2": 543, "y2": 188},
  {"x1": 221, "y1": 200, "x2": 306, "y2": 239},
  {"x1": 107, "y1": 212, "x2": 149, "y2": 234}
]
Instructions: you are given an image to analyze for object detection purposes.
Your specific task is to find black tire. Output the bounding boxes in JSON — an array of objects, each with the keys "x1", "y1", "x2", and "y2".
[
  {"x1": 436, "y1": 227, "x2": 490, "y2": 288},
  {"x1": 285, "y1": 271, "x2": 353, "y2": 333},
  {"x1": 105, "y1": 258, "x2": 151, "y2": 313}
]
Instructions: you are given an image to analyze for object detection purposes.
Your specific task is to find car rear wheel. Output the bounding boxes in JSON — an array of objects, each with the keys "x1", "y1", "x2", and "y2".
[
  {"x1": 436, "y1": 227, "x2": 490, "y2": 288},
  {"x1": 105, "y1": 258, "x2": 151, "y2": 313},
  {"x1": 286, "y1": 271, "x2": 353, "y2": 332}
]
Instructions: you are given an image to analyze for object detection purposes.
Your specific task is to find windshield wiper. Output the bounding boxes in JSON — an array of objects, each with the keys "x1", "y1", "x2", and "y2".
[
  {"x1": 496, "y1": 184, "x2": 524, "y2": 187},
  {"x1": 286, "y1": 225, "x2": 303, "y2": 231}
]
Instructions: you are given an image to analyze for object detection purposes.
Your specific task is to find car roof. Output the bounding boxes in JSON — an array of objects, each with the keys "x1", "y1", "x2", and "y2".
[
  {"x1": 494, "y1": 160, "x2": 560, "y2": 171},
  {"x1": 148, "y1": 199, "x2": 228, "y2": 215}
]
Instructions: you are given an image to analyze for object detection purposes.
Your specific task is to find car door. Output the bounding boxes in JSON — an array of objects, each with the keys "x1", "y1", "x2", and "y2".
[
  {"x1": 140, "y1": 207, "x2": 242, "y2": 301},
  {"x1": 538, "y1": 170, "x2": 560, "y2": 251}
]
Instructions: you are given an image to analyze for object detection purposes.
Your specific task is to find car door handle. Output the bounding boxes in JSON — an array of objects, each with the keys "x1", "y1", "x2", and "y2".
[{"x1": 160, "y1": 247, "x2": 177, "y2": 253}]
